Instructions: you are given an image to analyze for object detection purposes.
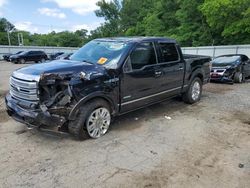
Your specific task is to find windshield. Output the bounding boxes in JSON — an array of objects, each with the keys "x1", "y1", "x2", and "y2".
[
  {"x1": 19, "y1": 51, "x2": 28, "y2": 55},
  {"x1": 213, "y1": 56, "x2": 241, "y2": 64},
  {"x1": 70, "y1": 40, "x2": 130, "y2": 67}
]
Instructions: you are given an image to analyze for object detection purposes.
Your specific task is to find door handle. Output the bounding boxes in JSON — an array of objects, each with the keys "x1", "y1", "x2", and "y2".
[
  {"x1": 155, "y1": 71, "x2": 162, "y2": 77},
  {"x1": 179, "y1": 67, "x2": 184, "y2": 70}
]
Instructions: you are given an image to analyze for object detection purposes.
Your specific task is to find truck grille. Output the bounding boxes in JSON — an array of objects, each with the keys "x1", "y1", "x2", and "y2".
[{"x1": 10, "y1": 76, "x2": 39, "y2": 103}]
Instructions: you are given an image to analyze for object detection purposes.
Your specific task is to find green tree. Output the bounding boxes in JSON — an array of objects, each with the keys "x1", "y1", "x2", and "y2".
[
  {"x1": 0, "y1": 18, "x2": 15, "y2": 32},
  {"x1": 174, "y1": 0, "x2": 213, "y2": 46},
  {"x1": 0, "y1": 18, "x2": 16, "y2": 45},
  {"x1": 95, "y1": 0, "x2": 122, "y2": 37},
  {"x1": 121, "y1": 0, "x2": 158, "y2": 36},
  {"x1": 200, "y1": 0, "x2": 250, "y2": 44}
]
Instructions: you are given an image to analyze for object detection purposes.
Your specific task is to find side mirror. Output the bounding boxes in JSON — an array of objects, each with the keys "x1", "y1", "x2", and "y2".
[{"x1": 123, "y1": 56, "x2": 133, "y2": 73}]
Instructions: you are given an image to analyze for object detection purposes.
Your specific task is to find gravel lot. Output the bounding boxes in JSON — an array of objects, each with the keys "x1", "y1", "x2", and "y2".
[{"x1": 0, "y1": 61, "x2": 249, "y2": 188}]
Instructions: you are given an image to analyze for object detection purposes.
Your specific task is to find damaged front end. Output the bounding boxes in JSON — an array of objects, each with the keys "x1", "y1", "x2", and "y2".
[
  {"x1": 6, "y1": 60, "x2": 111, "y2": 134},
  {"x1": 6, "y1": 73, "x2": 75, "y2": 134},
  {"x1": 6, "y1": 71, "x2": 84, "y2": 134},
  {"x1": 37, "y1": 72, "x2": 77, "y2": 132}
]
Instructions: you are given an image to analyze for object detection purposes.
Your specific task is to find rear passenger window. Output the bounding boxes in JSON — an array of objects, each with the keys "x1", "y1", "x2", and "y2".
[
  {"x1": 158, "y1": 43, "x2": 179, "y2": 63},
  {"x1": 130, "y1": 42, "x2": 157, "y2": 70}
]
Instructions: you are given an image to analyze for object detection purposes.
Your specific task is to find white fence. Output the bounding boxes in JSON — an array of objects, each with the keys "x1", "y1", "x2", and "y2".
[
  {"x1": 0, "y1": 45, "x2": 78, "y2": 59},
  {"x1": 1, "y1": 44, "x2": 250, "y2": 59},
  {"x1": 182, "y1": 45, "x2": 250, "y2": 58}
]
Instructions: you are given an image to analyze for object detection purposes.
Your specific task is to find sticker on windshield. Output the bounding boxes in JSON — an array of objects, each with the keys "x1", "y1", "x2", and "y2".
[{"x1": 98, "y1": 57, "x2": 108, "y2": 64}]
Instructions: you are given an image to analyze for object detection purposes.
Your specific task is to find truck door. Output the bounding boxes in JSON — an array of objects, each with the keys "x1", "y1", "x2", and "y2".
[
  {"x1": 155, "y1": 42, "x2": 185, "y2": 94},
  {"x1": 120, "y1": 42, "x2": 161, "y2": 112}
]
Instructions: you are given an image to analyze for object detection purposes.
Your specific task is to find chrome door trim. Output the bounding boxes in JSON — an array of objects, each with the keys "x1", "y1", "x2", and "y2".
[{"x1": 121, "y1": 85, "x2": 187, "y2": 106}]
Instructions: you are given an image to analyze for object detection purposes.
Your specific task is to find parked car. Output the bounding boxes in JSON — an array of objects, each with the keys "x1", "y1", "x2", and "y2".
[
  {"x1": 10, "y1": 51, "x2": 48, "y2": 64},
  {"x1": 3, "y1": 51, "x2": 23, "y2": 61},
  {"x1": 49, "y1": 52, "x2": 64, "y2": 60},
  {"x1": 56, "y1": 53, "x2": 73, "y2": 60},
  {"x1": 210, "y1": 54, "x2": 250, "y2": 83},
  {"x1": 5, "y1": 37, "x2": 211, "y2": 139}
]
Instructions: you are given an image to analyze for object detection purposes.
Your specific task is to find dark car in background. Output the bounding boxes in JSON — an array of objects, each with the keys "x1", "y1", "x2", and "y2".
[
  {"x1": 3, "y1": 51, "x2": 23, "y2": 61},
  {"x1": 210, "y1": 54, "x2": 250, "y2": 83},
  {"x1": 49, "y1": 52, "x2": 64, "y2": 60},
  {"x1": 55, "y1": 53, "x2": 73, "y2": 60},
  {"x1": 10, "y1": 51, "x2": 48, "y2": 64}
]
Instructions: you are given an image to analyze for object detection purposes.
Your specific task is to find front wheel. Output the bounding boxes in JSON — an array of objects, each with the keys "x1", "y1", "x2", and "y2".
[
  {"x1": 234, "y1": 72, "x2": 243, "y2": 83},
  {"x1": 68, "y1": 99, "x2": 111, "y2": 140},
  {"x1": 182, "y1": 77, "x2": 202, "y2": 104}
]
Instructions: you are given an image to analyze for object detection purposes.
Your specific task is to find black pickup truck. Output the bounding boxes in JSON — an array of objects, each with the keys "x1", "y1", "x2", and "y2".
[{"x1": 6, "y1": 37, "x2": 211, "y2": 139}]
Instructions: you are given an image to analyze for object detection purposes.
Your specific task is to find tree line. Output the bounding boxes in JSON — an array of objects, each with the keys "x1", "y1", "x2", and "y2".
[{"x1": 1, "y1": 0, "x2": 249, "y2": 47}]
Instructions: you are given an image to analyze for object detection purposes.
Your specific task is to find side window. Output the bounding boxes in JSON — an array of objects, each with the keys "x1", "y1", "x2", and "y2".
[
  {"x1": 158, "y1": 43, "x2": 179, "y2": 63},
  {"x1": 129, "y1": 42, "x2": 157, "y2": 70},
  {"x1": 241, "y1": 55, "x2": 248, "y2": 62}
]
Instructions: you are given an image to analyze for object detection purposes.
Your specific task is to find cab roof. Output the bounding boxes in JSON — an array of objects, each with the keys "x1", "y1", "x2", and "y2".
[{"x1": 94, "y1": 37, "x2": 176, "y2": 43}]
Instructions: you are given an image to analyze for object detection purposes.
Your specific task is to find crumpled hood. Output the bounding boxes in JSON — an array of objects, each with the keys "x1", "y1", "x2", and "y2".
[{"x1": 15, "y1": 60, "x2": 106, "y2": 76}]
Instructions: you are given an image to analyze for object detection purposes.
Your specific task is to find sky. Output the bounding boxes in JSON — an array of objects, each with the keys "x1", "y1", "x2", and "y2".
[{"x1": 0, "y1": 0, "x2": 107, "y2": 34}]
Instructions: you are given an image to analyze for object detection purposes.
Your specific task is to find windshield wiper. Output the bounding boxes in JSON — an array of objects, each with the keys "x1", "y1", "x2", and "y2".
[{"x1": 82, "y1": 59, "x2": 94, "y2": 65}]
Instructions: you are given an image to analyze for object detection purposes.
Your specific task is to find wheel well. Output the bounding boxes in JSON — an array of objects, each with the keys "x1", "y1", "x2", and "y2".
[
  {"x1": 196, "y1": 73, "x2": 204, "y2": 83},
  {"x1": 83, "y1": 97, "x2": 115, "y2": 114}
]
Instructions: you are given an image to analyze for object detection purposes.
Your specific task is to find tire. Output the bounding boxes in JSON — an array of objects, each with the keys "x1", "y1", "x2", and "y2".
[
  {"x1": 182, "y1": 77, "x2": 202, "y2": 104},
  {"x1": 234, "y1": 72, "x2": 243, "y2": 83},
  {"x1": 40, "y1": 58, "x2": 46, "y2": 63},
  {"x1": 19, "y1": 58, "x2": 25, "y2": 64},
  {"x1": 68, "y1": 99, "x2": 111, "y2": 140}
]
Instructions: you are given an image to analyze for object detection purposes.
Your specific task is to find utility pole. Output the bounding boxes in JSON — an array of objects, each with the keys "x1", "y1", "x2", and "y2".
[
  {"x1": 18, "y1": 33, "x2": 24, "y2": 46},
  {"x1": 7, "y1": 27, "x2": 11, "y2": 46}
]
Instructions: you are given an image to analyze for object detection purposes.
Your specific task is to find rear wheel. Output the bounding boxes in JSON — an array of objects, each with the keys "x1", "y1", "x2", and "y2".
[
  {"x1": 234, "y1": 72, "x2": 243, "y2": 83},
  {"x1": 40, "y1": 58, "x2": 46, "y2": 63},
  {"x1": 19, "y1": 58, "x2": 25, "y2": 64},
  {"x1": 68, "y1": 99, "x2": 111, "y2": 140},
  {"x1": 182, "y1": 77, "x2": 202, "y2": 104}
]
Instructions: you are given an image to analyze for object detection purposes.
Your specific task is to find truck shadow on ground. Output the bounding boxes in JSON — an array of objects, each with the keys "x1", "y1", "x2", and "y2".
[{"x1": 111, "y1": 97, "x2": 190, "y2": 132}]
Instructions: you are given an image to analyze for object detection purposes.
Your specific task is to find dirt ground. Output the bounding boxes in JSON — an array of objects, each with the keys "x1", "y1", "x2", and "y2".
[{"x1": 0, "y1": 61, "x2": 249, "y2": 188}]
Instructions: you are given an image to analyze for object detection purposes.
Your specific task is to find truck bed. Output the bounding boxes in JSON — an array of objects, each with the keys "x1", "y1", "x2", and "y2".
[{"x1": 183, "y1": 54, "x2": 211, "y2": 60}]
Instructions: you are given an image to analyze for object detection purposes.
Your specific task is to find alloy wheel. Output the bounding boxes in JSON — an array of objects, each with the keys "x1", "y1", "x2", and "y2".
[
  {"x1": 86, "y1": 107, "x2": 111, "y2": 138},
  {"x1": 191, "y1": 81, "x2": 201, "y2": 101}
]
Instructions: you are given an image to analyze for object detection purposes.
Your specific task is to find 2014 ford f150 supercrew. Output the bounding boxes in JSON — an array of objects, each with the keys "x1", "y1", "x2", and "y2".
[{"x1": 5, "y1": 37, "x2": 211, "y2": 139}]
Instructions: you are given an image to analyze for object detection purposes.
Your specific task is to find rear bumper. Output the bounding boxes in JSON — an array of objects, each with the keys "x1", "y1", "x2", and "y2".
[{"x1": 5, "y1": 93, "x2": 66, "y2": 128}]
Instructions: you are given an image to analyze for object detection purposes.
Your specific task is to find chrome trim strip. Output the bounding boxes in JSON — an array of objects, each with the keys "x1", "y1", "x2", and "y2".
[
  {"x1": 10, "y1": 90, "x2": 39, "y2": 101},
  {"x1": 10, "y1": 77, "x2": 38, "y2": 89},
  {"x1": 12, "y1": 71, "x2": 40, "y2": 82},
  {"x1": 9, "y1": 74, "x2": 39, "y2": 102},
  {"x1": 10, "y1": 94, "x2": 39, "y2": 104},
  {"x1": 121, "y1": 86, "x2": 182, "y2": 106}
]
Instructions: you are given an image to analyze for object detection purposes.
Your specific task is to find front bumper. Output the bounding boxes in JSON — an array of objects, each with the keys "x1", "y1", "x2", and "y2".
[
  {"x1": 5, "y1": 94, "x2": 66, "y2": 129},
  {"x1": 9, "y1": 58, "x2": 17, "y2": 63},
  {"x1": 210, "y1": 73, "x2": 233, "y2": 82}
]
